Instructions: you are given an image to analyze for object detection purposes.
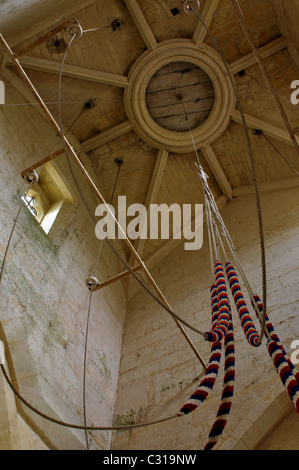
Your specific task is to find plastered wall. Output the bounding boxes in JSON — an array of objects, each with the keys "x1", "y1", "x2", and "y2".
[{"x1": 111, "y1": 187, "x2": 299, "y2": 450}]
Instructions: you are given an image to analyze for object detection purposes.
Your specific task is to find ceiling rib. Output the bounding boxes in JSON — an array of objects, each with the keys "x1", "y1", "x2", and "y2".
[
  {"x1": 80, "y1": 121, "x2": 134, "y2": 153},
  {"x1": 233, "y1": 176, "x2": 299, "y2": 197},
  {"x1": 123, "y1": 0, "x2": 157, "y2": 51},
  {"x1": 231, "y1": 0, "x2": 299, "y2": 158},
  {"x1": 129, "y1": 148, "x2": 169, "y2": 264},
  {"x1": 7, "y1": 55, "x2": 129, "y2": 88},
  {"x1": 126, "y1": 147, "x2": 169, "y2": 298},
  {"x1": 193, "y1": 0, "x2": 220, "y2": 45},
  {"x1": 231, "y1": 109, "x2": 299, "y2": 146},
  {"x1": 229, "y1": 37, "x2": 288, "y2": 75},
  {"x1": 201, "y1": 145, "x2": 233, "y2": 200}
]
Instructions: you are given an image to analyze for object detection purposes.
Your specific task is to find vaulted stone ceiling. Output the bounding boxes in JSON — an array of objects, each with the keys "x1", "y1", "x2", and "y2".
[{"x1": 1, "y1": 0, "x2": 299, "y2": 272}]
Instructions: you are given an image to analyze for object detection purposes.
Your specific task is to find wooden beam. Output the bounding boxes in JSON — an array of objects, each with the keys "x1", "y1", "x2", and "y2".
[
  {"x1": 231, "y1": 109, "x2": 299, "y2": 146},
  {"x1": 123, "y1": 0, "x2": 157, "y2": 50},
  {"x1": 7, "y1": 55, "x2": 129, "y2": 88},
  {"x1": 14, "y1": 17, "x2": 76, "y2": 59},
  {"x1": 233, "y1": 177, "x2": 299, "y2": 197},
  {"x1": 21, "y1": 148, "x2": 65, "y2": 177},
  {"x1": 92, "y1": 265, "x2": 142, "y2": 292},
  {"x1": 99, "y1": 191, "x2": 228, "y2": 299},
  {"x1": 201, "y1": 145, "x2": 233, "y2": 199},
  {"x1": 229, "y1": 37, "x2": 288, "y2": 75},
  {"x1": 193, "y1": 0, "x2": 220, "y2": 45},
  {"x1": 80, "y1": 121, "x2": 134, "y2": 153}
]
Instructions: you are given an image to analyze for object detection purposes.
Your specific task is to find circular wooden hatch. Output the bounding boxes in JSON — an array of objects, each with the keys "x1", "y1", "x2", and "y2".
[
  {"x1": 125, "y1": 40, "x2": 236, "y2": 153},
  {"x1": 146, "y1": 61, "x2": 215, "y2": 132}
]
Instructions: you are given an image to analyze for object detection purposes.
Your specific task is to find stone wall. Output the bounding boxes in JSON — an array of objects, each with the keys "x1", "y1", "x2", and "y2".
[
  {"x1": 0, "y1": 370, "x2": 48, "y2": 450},
  {"x1": 0, "y1": 84, "x2": 126, "y2": 449},
  {"x1": 111, "y1": 187, "x2": 299, "y2": 450}
]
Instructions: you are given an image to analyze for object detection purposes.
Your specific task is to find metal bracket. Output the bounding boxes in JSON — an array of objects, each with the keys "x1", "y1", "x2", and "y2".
[
  {"x1": 23, "y1": 170, "x2": 39, "y2": 185},
  {"x1": 184, "y1": 0, "x2": 201, "y2": 15},
  {"x1": 85, "y1": 276, "x2": 101, "y2": 292},
  {"x1": 65, "y1": 20, "x2": 83, "y2": 39}
]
